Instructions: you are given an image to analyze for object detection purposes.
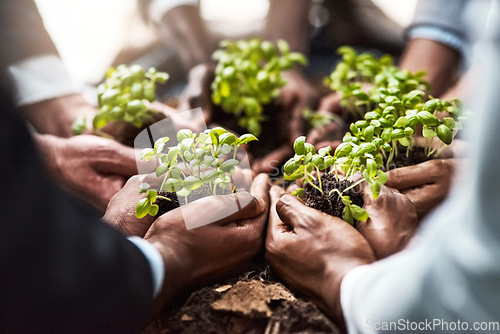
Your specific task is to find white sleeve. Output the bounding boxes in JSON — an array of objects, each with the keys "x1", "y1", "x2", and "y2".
[
  {"x1": 127, "y1": 236, "x2": 165, "y2": 299},
  {"x1": 340, "y1": 4, "x2": 500, "y2": 332},
  {"x1": 148, "y1": 0, "x2": 199, "y2": 25},
  {"x1": 7, "y1": 54, "x2": 81, "y2": 106}
]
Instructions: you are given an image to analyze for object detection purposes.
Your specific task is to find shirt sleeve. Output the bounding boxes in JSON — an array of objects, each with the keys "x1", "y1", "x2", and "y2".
[
  {"x1": 128, "y1": 236, "x2": 165, "y2": 298},
  {"x1": 7, "y1": 54, "x2": 81, "y2": 106},
  {"x1": 148, "y1": 0, "x2": 199, "y2": 25}
]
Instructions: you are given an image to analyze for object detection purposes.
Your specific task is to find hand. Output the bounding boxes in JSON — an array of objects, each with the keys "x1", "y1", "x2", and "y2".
[
  {"x1": 357, "y1": 183, "x2": 419, "y2": 259},
  {"x1": 306, "y1": 92, "x2": 344, "y2": 145},
  {"x1": 265, "y1": 186, "x2": 375, "y2": 327},
  {"x1": 36, "y1": 134, "x2": 139, "y2": 213},
  {"x1": 146, "y1": 173, "x2": 270, "y2": 311},
  {"x1": 279, "y1": 70, "x2": 319, "y2": 145},
  {"x1": 146, "y1": 100, "x2": 206, "y2": 134},
  {"x1": 251, "y1": 145, "x2": 294, "y2": 175},
  {"x1": 177, "y1": 63, "x2": 215, "y2": 122},
  {"x1": 102, "y1": 175, "x2": 157, "y2": 237},
  {"x1": 385, "y1": 159, "x2": 458, "y2": 219},
  {"x1": 20, "y1": 94, "x2": 96, "y2": 137}
]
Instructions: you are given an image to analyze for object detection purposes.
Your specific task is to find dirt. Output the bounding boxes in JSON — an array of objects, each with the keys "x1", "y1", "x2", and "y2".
[
  {"x1": 142, "y1": 260, "x2": 342, "y2": 334},
  {"x1": 302, "y1": 173, "x2": 364, "y2": 223},
  {"x1": 384, "y1": 145, "x2": 433, "y2": 170}
]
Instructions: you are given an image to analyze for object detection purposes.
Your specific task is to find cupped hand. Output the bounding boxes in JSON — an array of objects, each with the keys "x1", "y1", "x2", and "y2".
[
  {"x1": 357, "y1": 183, "x2": 419, "y2": 259},
  {"x1": 177, "y1": 63, "x2": 215, "y2": 121},
  {"x1": 37, "y1": 134, "x2": 139, "y2": 213},
  {"x1": 265, "y1": 186, "x2": 375, "y2": 327},
  {"x1": 306, "y1": 92, "x2": 345, "y2": 145},
  {"x1": 102, "y1": 175, "x2": 157, "y2": 237},
  {"x1": 385, "y1": 158, "x2": 458, "y2": 219},
  {"x1": 146, "y1": 173, "x2": 270, "y2": 310}
]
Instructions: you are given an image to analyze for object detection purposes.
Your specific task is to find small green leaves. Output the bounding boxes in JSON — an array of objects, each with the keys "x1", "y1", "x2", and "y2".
[
  {"x1": 72, "y1": 116, "x2": 87, "y2": 135},
  {"x1": 212, "y1": 38, "x2": 308, "y2": 136},
  {"x1": 293, "y1": 136, "x2": 306, "y2": 155},
  {"x1": 436, "y1": 124, "x2": 452, "y2": 145},
  {"x1": 135, "y1": 127, "x2": 253, "y2": 219},
  {"x1": 417, "y1": 111, "x2": 440, "y2": 127},
  {"x1": 75, "y1": 64, "x2": 169, "y2": 133}
]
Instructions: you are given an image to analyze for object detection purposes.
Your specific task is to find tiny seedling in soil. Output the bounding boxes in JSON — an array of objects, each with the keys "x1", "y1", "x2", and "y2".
[
  {"x1": 211, "y1": 38, "x2": 307, "y2": 137},
  {"x1": 135, "y1": 127, "x2": 257, "y2": 218},
  {"x1": 72, "y1": 64, "x2": 169, "y2": 146}
]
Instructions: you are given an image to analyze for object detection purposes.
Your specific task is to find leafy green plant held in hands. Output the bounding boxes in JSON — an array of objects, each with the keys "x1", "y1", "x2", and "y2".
[
  {"x1": 211, "y1": 38, "x2": 307, "y2": 137},
  {"x1": 324, "y1": 46, "x2": 429, "y2": 118},
  {"x1": 72, "y1": 64, "x2": 169, "y2": 135},
  {"x1": 283, "y1": 136, "x2": 371, "y2": 225},
  {"x1": 135, "y1": 127, "x2": 257, "y2": 218}
]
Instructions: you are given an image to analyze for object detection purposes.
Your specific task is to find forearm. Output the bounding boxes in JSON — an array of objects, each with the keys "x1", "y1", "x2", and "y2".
[
  {"x1": 266, "y1": 0, "x2": 311, "y2": 55},
  {"x1": 399, "y1": 38, "x2": 461, "y2": 97},
  {"x1": 160, "y1": 5, "x2": 213, "y2": 69}
]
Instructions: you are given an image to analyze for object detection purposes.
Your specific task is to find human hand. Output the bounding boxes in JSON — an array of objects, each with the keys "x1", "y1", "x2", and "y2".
[
  {"x1": 36, "y1": 134, "x2": 140, "y2": 213},
  {"x1": 251, "y1": 145, "x2": 294, "y2": 175},
  {"x1": 306, "y1": 92, "x2": 345, "y2": 145},
  {"x1": 265, "y1": 186, "x2": 375, "y2": 327},
  {"x1": 279, "y1": 70, "x2": 319, "y2": 145},
  {"x1": 356, "y1": 183, "x2": 419, "y2": 259},
  {"x1": 102, "y1": 175, "x2": 156, "y2": 237},
  {"x1": 146, "y1": 173, "x2": 270, "y2": 311},
  {"x1": 385, "y1": 159, "x2": 457, "y2": 219},
  {"x1": 20, "y1": 94, "x2": 96, "y2": 137},
  {"x1": 177, "y1": 63, "x2": 215, "y2": 121}
]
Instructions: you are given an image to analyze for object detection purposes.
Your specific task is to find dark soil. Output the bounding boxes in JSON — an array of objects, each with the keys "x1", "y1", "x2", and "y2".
[
  {"x1": 384, "y1": 145, "x2": 433, "y2": 170},
  {"x1": 155, "y1": 184, "x2": 232, "y2": 216},
  {"x1": 142, "y1": 259, "x2": 341, "y2": 334},
  {"x1": 302, "y1": 173, "x2": 364, "y2": 223},
  {"x1": 110, "y1": 111, "x2": 167, "y2": 147}
]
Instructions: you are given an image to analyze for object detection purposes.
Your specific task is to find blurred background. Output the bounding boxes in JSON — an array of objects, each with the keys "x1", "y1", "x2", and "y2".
[{"x1": 34, "y1": 0, "x2": 417, "y2": 89}]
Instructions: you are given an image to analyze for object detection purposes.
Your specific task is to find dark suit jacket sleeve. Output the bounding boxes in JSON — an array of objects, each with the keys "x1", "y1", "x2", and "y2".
[
  {"x1": 0, "y1": 0, "x2": 59, "y2": 70},
  {"x1": 0, "y1": 91, "x2": 155, "y2": 332}
]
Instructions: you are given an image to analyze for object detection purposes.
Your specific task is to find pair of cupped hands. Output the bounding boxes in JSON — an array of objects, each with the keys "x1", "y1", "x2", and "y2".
[{"x1": 102, "y1": 157, "x2": 456, "y2": 322}]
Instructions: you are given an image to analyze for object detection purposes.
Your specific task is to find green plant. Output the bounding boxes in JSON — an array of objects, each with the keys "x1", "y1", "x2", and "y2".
[
  {"x1": 302, "y1": 108, "x2": 344, "y2": 131},
  {"x1": 325, "y1": 46, "x2": 429, "y2": 118},
  {"x1": 72, "y1": 64, "x2": 169, "y2": 135},
  {"x1": 211, "y1": 38, "x2": 307, "y2": 137},
  {"x1": 283, "y1": 136, "x2": 370, "y2": 225},
  {"x1": 135, "y1": 127, "x2": 258, "y2": 218}
]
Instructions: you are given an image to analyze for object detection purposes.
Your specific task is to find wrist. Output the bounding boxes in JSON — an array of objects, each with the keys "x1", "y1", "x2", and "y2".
[{"x1": 33, "y1": 133, "x2": 65, "y2": 177}]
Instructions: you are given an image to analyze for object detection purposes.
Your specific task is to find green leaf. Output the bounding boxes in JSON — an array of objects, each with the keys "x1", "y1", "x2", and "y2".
[
  {"x1": 220, "y1": 159, "x2": 240, "y2": 172},
  {"x1": 176, "y1": 187, "x2": 191, "y2": 197},
  {"x1": 139, "y1": 182, "x2": 150, "y2": 193},
  {"x1": 163, "y1": 178, "x2": 182, "y2": 192},
  {"x1": 292, "y1": 187, "x2": 304, "y2": 198},
  {"x1": 183, "y1": 176, "x2": 202, "y2": 190},
  {"x1": 436, "y1": 124, "x2": 452, "y2": 145},
  {"x1": 71, "y1": 116, "x2": 87, "y2": 135},
  {"x1": 417, "y1": 111, "x2": 440, "y2": 127},
  {"x1": 284, "y1": 159, "x2": 301, "y2": 176},
  {"x1": 318, "y1": 146, "x2": 331, "y2": 157},
  {"x1": 156, "y1": 163, "x2": 169, "y2": 177},
  {"x1": 146, "y1": 190, "x2": 157, "y2": 202},
  {"x1": 149, "y1": 204, "x2": 159, "y2": 216},
  {"x1": 351, "y1": 205, "x2": 369, "y2": 221},
  {"x1": 202, "y1": 169, "x2": 220, "y2": 182},
  {"x1": 422, "y1": 126, "x2": 437, "y2": 138},
  {"x1": 293, "y1": 136, "x2": 306, "y2": 155},
  {"x1": 219, "y1": 133, "x2": 237, "y2": 145},
  {"x1": 135, "y1": 198, "x2": 152, "y2": 219},
  {"x1": 237, "y1": 133, "x2": 258, "y2": 145},
  {"x1": 177, "y1": 129, "x2": 194, "y2": 142}
]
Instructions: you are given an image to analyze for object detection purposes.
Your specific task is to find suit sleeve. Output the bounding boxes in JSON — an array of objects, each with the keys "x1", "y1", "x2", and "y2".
[{"x1": 0, "y1": 90, "x2": 155, "y2": 332}]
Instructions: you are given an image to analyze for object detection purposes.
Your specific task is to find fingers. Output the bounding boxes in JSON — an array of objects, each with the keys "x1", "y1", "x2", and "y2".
[
  {"x1": 250, "y1": 173, "x2": 271, "y2": 210},
  {"x1": 275, "y1": 194, "x2": 328, "y2": 230},
  {"x1": 267, "y1": 186, "x2": 288, "y2": 242},
  {"x1": 252, "y1": 145, "x2": 293, "y2": 174},
  {"x1": 97, "y1": 140, "x2": 139, "y2": 176},
  {"x1": 318, "y1": 93, "x2": 343, "y2": 115},
  {"x1": 385, "y1": 159, "x2": 453, "y2": 190}
]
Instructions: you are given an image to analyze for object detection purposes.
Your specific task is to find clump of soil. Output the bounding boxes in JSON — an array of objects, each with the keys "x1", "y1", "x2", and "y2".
[
  {"x1": 108, "y1": 111, "x2": 167, "y2": 147},
  {"x1": 155, "y1": 184, "x2": 232, "y2": 216},
  {"x1": 142, "y1": 260, "x2": 341, "y2": 334},
  {"x1": 384, "y1": 146, "x2": 433, "y2": 170},
  {"x1": 302, "y1": 173, "x2": 364, "y2": 221}
]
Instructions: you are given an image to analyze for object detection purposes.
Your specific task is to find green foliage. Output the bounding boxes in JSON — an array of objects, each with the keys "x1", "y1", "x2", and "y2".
[
  {"x1": 211, "y1": 38, "x2": 307, "y2": 137},
  {"x1": 284, "y1": 136, "x2": 368, "y2": 225},
  {"x1": 135, "y1": 127, "x2": 257, "y2": 218},
  {"x1": 72, "y1": 64, "x2": 169, "y2": 135}
]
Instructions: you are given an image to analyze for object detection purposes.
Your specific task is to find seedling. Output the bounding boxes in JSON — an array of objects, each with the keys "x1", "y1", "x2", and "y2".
[
  {"x1": 283, "y1": 136, "x2": 370, "y2": 225},
  {"x1": 211, "y1": 38, "x2": 307, "y2": 137},
  {"x1": 135, "y1": 127, "x2": 257, "y2": 218},
  {"x1": 72, "y1": 64, "x2": 169, "y2": 136}
]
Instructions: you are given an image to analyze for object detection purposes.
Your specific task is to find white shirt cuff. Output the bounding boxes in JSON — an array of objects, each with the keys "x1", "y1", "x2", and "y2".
[
  {"x1": 149, "y1": 0, "x2": 199, "y2": 25},
  {"x1": 127, "y1": 236, "x2": 165, "y2": 299},
  {"x1": 7, "y1": 54, "x2": 81, "y2": 106}
]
